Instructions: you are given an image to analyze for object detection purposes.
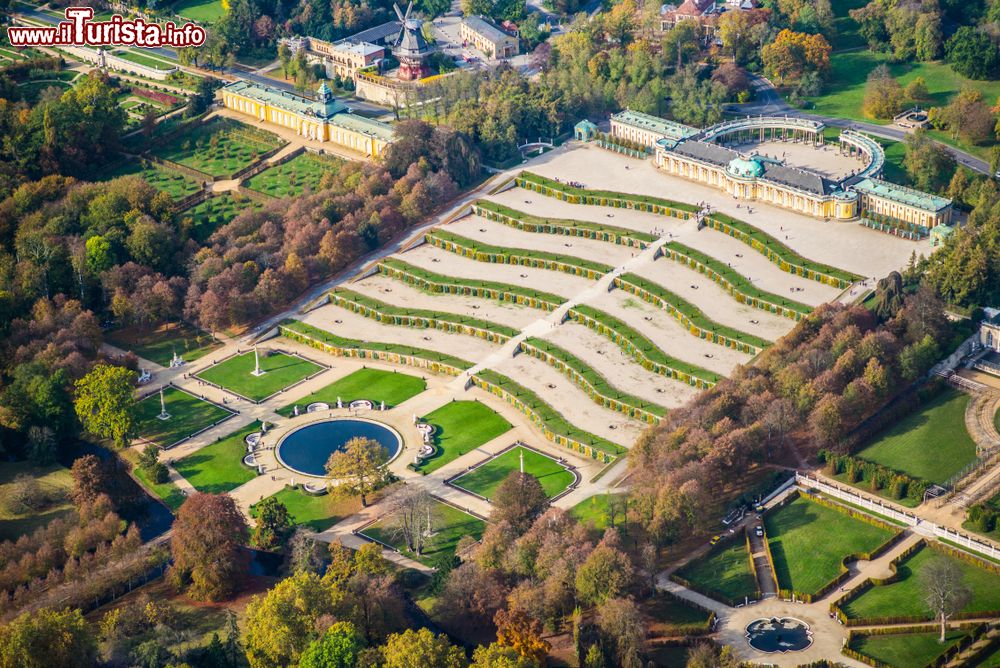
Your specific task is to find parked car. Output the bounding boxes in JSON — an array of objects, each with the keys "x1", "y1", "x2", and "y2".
[
  {"x1": 709, "y1": 535, "x2": 721, "y2": 546},
  {"x1": 755, "y1": 526, "x2": 764, "y2": 537}
]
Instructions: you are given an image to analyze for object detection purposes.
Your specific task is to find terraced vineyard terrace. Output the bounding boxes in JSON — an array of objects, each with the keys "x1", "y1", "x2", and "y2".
[
  {"x1": 519, "y1": 337, "x2": 667, "y2": 422},
  {"x1": 425, "y1": 229, "x2": 614, "y2": 278},
  {"x1": 568, "y1": 304, "x2": 722, "y2": 387},
  {"x1": 328, "y1": 288, "x2": 519, "y2": 342},
  {"x1": 473, "y1": 200, "x2": 657, "y2": 248},
  {"x1": 663, "y1": 242, "x2": 813, "y2": 319}
]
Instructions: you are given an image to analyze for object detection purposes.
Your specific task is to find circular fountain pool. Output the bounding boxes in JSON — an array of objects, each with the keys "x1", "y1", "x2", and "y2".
[
  {"x1": 745, "y1": 617, "x2": 812, "y2": 653},
  {"x1": 276, "y1": 419, "x2": 401, "y2": 477}
]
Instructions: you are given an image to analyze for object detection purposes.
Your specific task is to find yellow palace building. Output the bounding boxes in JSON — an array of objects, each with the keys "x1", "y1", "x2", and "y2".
[{"x1": 220, "y1": 80, "x2": 394, "y2": 159}]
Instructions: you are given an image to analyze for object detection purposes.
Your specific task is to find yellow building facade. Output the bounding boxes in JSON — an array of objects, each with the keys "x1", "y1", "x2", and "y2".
[{"x1": 221, "y1": 81, "x2": 394, "y2": 159}]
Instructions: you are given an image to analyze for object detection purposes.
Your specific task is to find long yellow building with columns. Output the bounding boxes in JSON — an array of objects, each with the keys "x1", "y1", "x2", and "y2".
[{"x1": 220, "y1": 80, "x2": 394, "y2": 159}]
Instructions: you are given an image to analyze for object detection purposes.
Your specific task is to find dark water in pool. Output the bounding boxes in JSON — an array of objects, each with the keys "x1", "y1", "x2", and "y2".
[
  {"x1": 746, "y1": 617, "x2": 812, "y2": 653},
  {"x1": 278, "y1": 419, "x2": 401, "y2": 476}
]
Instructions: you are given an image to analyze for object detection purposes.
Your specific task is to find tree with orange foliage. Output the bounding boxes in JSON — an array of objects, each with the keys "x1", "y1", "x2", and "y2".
[
  {"x1": 494, "y1": 607, "x2": 550, "y2": 665},
  {"x1": 168, "y1": 493, "x2": 249, "y2": 601},
  {"x1": 761, "y1": 29, "x2": 831, "y2": 84}
]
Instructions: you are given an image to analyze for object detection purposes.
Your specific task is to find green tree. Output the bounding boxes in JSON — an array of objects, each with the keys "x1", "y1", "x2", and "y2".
[
  {"x1": 325, "y1": 437, "x2": 390, "y2": 507},
  {"x1": 84, "y1": 235, "x2": 114, "y2": 275},
  {"x1": 662, "y1": 19, "x2": 701, "y2": 69},
  {"x1": 252, "y1": 496, "x2": 294, "y2": 550},
  {"x1": 73, "y1": 364, "x2": 137, "y2": 448},
  {"x1": 491, "y1": 471, "x2": 549, "y2": 533},
  {"x1": 905, "y1": 77, "x2": 929, "y2": 102},
  {"x1": 575, "y1": 543, "x2": 633, "y2": 606},
  {"x1": 899, "y1": 334, "x2": 940, "y2": 380},
  {"x1": 862, "y1": 65, "x2": 904, "y2": 119},
  {"x1": 299, "y1": 622, "x2": 364, "y2": 668},
  {"x1": 244, "y1": 571, "x2": 338, "y2": 668},
  {"x1": 380, "y1": 629, "x2": 465, "y2": 668},
  {"x1": 668, "y1": 66, "x2": 728, "y2": 127},
  {"x1": 0, "y1": 608, "x2": 97, "y2": 668},
  {"x1": 946, "y1": 27, "x2": 1000, "y2": 80},
  {"x1": 903, "y1": 130, "x2": 956, "y2": 192},
  {"x1": 470, "y1": 643, "x2": 535, "y2": 667}
]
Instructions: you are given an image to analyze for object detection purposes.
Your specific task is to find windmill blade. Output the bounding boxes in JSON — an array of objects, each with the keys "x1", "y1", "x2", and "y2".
[
  {"x1": 393, "y1": 2, "x2": 405, "y2": 21},
  {"x1": 406, "y1": 0, "x2": 414, "y2": 19}
]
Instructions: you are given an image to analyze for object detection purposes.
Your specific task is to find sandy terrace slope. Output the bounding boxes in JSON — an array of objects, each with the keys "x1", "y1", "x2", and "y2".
[{"x1": 539, "y1": 321, "x2": 701, "y2": 409}]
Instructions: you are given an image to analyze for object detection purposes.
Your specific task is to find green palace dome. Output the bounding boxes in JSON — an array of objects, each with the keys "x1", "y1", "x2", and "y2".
[{"x1": 727, "y1": 156, "x2": 764, "y2": 179}]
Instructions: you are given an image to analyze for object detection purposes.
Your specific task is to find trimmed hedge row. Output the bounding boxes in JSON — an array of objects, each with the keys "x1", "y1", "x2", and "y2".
[
  {"x1": 663, "y1": 241, "x2": 812, "y2": 320},
  {"x1": 279, "y1": 320, "x2": 473, "y2": 375},
  {"x1": 519, "y1": 337, "x2": 666, "y2": 424},
  {"x1": 767, "y1": 491, "x2": 903, "y2": 603},
  {"x1": 516, "y1": 171, "x2": 699, "y2": 213},
  {"x1": 819, "y1": 450, "x2": 929, "y2": 505},
  {"x1": 517, "y1": 171, "x2": 861, "y2": 288},
  {"x1": 471, "y1": 368, "x2": 625, "y2": 461},
  {"x1": 703, "y1": 213, "x2": 862, "y2": 287},
  {"x1": 377, "y1": 258, "x2": 566, "y2": 312},
  {"x1": 473, "y1": 199, "x2": 656, "y2": 249},
  {"x1": 425, "y1": 229, "x2": 612, "y2": 279},
  {"x1": 615, "y1": 272, "x2": 770, "y2": 353},
  {"x1": 567, "y1": 304, "x2": 721, "y2": 387},
  {"x1": 328, "y1": 288, "x2": 518, "y2": 343}
]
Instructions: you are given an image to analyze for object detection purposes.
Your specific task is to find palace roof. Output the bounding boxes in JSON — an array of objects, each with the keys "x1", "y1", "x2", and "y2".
[
  {"x1": 224, "y1": 80, "x2": 347, "y2": 118},
  {"x1": 853, "y1": 178, "x2": 952, "y2": 213}
]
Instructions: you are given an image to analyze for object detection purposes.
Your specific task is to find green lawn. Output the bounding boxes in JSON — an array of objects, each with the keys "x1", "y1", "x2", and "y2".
[
  {"x1": 765, "y1": 496, "x2": 897, "y2": 596},
  {"x1": 179, "y1": 193, "x2": 262, "y2": 243},
  {"x1": 568, "y1": 493, "x2": 627, "y2": 532},
  {"x1": 136, "y1": 387, "x2": 234, "y2": 448},
  {"x1": 244, "y1": 152, "x2": 343, "y2": 197},
  {"x1": 674, "y1": 542, "x2": 758, "y2": 605},
  {"x1": 19, "y1": 79, "x2": 71, "y2": 103},
  {"x1": 277, "y1": 368, "x2": 426, "y2": 417},
  {"x1": 359, "y1": 499, "x2": 486, "y2": 566},
  {"x1": 0, "y1": 462, "x2": 75, "y2": 542},
  {"x1": 450, "y1": 446, "x2": 576, "y2": 500},
  {"x1": 414, "y1": 401, "x2": 512, "y2": 474},
  {"x1": 196, "y1": 351, "x2": 324, "y2": 401},
  {"x1": 152, "y1": 117, "x2": 282, "y2": 178},
  {"x1": 173, "y1": 424, "x2": 259, "y2": 494},
  {"x1": 106, "y1": 322, "x2": 222, "y2": 367},
  {"x1": 100, "y1": 161, "x2": 201, "y2": 199},
  {"x1": 848, "y1": 629, "x2": 968, "y2": 668},
  {"x1": 251, "y1": 485, "x2": 368, "y2": 533},
  {"x1": 802, "y1": 55, "x2": 1000, "y2": 159},
  {"x1": 855, "y1": 388, "x2": 977, "y2": 485},
  {"x1": 122, "y1": 449, "x2": 187, "y2": 511},
  {"x1": 173, "y1": 0, "x2": 227, "y2": 23},
  {"x1": 113, "y1": 49, "x2": 176, "y2": 71},
  {"x1": 976, "y1": 643, "x2": 1000, "y2": 668},
  {"x1": 842, "y1": 544, "x2": 1000, "y2": 621}
]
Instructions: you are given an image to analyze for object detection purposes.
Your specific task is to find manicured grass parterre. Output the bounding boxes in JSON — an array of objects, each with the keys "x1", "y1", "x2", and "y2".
[
  {"x1": 172, "y1": 0, "x2": 227, "y2": 22},
  {"x1": 106, "y1": 321, "x2": 222, "y2": 366},
  {"x1": 841, "y1": 544, "x2": 1000, "y2": 621},
  {"x1": 103, "y1": 161, "x2": 201, "y2": 199},
  {"x1": 173, "y1": 424, "x2": 259, "y2": 494},
  {"x1": 848, "y1": 629, "x2": 968, "y2": 668},
  {"x1": 121, "y1": 448, "x2": 187, "y2": 511},
  {"x1": 674, "y1": 541, "x2": 758, "y2": 605},
  {"x1": 152, "y1": 117, "x2": 283, "y2": 178},
  {"x1": 415, "y1": 400, "x2": 512, "y2": 474},
  {"x1": 278, "y1": 367, "x2": 425, "y2": 417},
  {"x1": 0, "y1": 462, "x2": 75, "y2": 542},
  {"x1": 359, "y1": 498, "x2": 486, "y2": 566},
  {"x1": 245, "y1": 152, "x2": 343, "y2": 197},
  {"x1": 251, "y1": 485, "x2": 367, "y2": 532},
  {"x1": 179, "y1": 193, "x2": 262, "y2": 243},
  {"x1": 450, "y1": 446, "x2": 576, "y2": 499},
  {"x1": 765, "y1": 495, "x2": 897, "y2": 596},
  {"x1": 855, "y1": 388, "x2": 977, "y2": 485},
  {"x1": 196, "y1": 351, "x2": 325, "y2": 402},
  {"x1": 569, "y1": 493, "x2": 626, "y2": 532},
  {"x1": 136, "y1": 387, "x2": 234, "y2": 448},
  {"x1": 18, "y1": 79, "x2": 70, "y2": 102}
]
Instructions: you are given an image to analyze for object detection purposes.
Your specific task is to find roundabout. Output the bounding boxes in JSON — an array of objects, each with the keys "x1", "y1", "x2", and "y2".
[{"x1": 275, "y1": 417, "x2": 404, "y2": 478}]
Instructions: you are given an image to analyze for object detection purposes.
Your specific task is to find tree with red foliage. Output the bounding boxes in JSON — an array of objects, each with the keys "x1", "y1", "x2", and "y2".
[{"x1": 168, "y1": 493, "x2": 249, "y2": 601}]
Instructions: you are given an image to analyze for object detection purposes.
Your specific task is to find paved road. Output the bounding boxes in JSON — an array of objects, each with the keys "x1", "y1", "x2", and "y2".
[{"x1": 728, "y1": 74, "x2": 992, "y2": 175}]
